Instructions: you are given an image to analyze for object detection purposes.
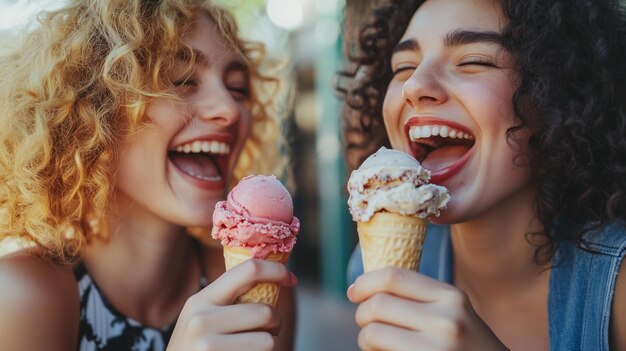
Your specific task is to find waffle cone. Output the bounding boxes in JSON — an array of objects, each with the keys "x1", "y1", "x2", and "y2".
[
  {"x1": 223, "y1": 246, "x2": 290, "y2": 307},
  {"x1": 357, "y1": 212, "x2": 427, "y2": 273}
]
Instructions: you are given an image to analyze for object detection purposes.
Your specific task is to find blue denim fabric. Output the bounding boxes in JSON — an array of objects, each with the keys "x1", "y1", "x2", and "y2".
[
  {"x1": 549, "y1": 222, "x2": 626, "y2": 350},
  {"x1": 346, "y1": 222, "x2": 626, "y2": 350}
]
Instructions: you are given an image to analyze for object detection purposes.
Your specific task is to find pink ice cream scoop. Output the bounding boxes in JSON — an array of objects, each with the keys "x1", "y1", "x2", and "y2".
[{"x1": 212, "y1": 175, "x2": 300, "y2": 258}]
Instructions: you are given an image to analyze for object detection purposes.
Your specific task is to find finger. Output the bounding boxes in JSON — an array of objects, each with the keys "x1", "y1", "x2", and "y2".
[
  {"x1": 358, "y1": 322, "x2": 443, "y2": 351},
  {"x1": 186, "y1": 303, "x2": 282, "y2": 336},
  {"x1": 197, "y1": 332, "x2": 275, "y2": 351},
  {"x1": 199, "y1": 259, "x2": 297, "y2": 305},
  {"x1": 354, "y1": 293, "x2": 441, "y2": 332},
  {"x1": 347, "y1": 267, "x2": 456, "y2": 303}
]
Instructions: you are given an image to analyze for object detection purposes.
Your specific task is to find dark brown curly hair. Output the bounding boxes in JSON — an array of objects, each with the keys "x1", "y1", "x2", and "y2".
[{"x1": 338, "y1": 0, "x2": 626, "y2": 261}]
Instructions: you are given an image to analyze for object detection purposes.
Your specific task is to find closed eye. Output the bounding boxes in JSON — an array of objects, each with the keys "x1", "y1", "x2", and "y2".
[
  {"x1": 392, "y1": 66, "x2": 416, "y2": 74},
  {"x1": 228, "y1": 86, "x2": 250, "y2": 101},
  {"x1": 392, "y1": 66, "x2": 416, "y2": 80},
  {"x1": 458, "y1": 53, "x2": 499, "y2": 68},
  {"x1": 459, "y1": 59, "x2": 497, "y2": 67}
]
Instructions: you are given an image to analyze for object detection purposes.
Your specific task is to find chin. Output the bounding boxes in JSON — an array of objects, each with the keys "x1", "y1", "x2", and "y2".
[
  {"x1": 428, "y1": 196, "x2": 480, "y2": 225},
  {"x1": 168, "y1": 204, "x2": 216, "y2": 228},
  {"x1": 176, "y1": 217, "x2": 214, "y2": 229},
  {"x1": 430, "y1": 209, "x2": 461, "y2": 225}
]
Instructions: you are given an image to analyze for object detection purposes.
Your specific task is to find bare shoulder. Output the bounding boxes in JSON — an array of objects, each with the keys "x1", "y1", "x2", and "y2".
[
  {"x1": 610, "y1": 255, "x2": 626, "y2": 349},
  {"x1": 0, "y1": 249, "x2": 79, "y2": 350}
]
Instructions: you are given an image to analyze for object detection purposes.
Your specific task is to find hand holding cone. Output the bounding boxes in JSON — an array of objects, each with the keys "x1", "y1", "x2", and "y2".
[{"x1": 223, "y1": 246, "x2": 290, "y2": 306}]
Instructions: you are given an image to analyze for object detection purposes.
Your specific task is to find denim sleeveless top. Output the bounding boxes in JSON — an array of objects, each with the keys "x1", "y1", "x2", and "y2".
[{"x1": 347, "y1": 223, "x2": 626, "y2": 350}]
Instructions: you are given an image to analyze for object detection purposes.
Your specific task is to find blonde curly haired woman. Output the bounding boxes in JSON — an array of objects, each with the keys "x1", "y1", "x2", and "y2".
[{"x1": 0, "y1": 0, "x2": 296, "y2": 350}]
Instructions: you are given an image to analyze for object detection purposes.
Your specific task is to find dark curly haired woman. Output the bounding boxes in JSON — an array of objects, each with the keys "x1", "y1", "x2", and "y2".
[{"x1": 341, "y1": 0, "x2": 626, "y2": 349}]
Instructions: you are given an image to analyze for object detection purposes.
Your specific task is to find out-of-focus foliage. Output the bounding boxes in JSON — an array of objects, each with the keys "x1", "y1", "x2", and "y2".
[{"x1": 215, "y1": 0, "x2": 266, "y2": 34}]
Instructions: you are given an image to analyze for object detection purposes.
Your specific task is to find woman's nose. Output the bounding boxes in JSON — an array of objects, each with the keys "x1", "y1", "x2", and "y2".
[
  {"x1": 193, "y1": 84, "x2": 241, "y2": 125},
  {"x1": 401, "y1": 65, "x2": 448, "y2": 110}
]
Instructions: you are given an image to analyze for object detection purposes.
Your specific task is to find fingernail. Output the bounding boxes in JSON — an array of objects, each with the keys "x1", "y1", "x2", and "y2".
[
  {"x1": 346, "y1": 284, "x2": 354, "y2": 300},
  {"x1": 289, "y1": 272, "x2": 298, "y2": 285}
]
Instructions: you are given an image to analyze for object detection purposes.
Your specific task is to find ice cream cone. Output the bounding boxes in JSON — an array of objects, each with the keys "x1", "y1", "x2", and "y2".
[
  {"x1": 357, "y1": 211, "x2": 427, "y2": 273},
  {"x1": 223, "y1": 246, "x2": 290, "y2": 307}
]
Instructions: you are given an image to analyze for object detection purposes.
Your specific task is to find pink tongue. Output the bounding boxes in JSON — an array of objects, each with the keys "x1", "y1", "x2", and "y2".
[
  {"x1": 422, "y1": 145, "x2": 470, "y2": 172},
  {"x1": 169, "y1": 153, "x2": 219, "y2": 178}
]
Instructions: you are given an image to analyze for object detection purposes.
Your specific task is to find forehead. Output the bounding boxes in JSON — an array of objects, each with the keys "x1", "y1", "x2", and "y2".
[
  {"x1": 402, "y1": 0, "x2": 506, "y2": 41},
  {"x1": 182, "y1": 12, "x2": 242, "y2": 62}
]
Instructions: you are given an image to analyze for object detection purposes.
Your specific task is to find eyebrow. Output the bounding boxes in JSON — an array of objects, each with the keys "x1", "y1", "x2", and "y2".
[
  {"x1": 392, "y1": 29, "x2": 505, "y2": 54},
  {"x1": 392, "y1": 39, "x2": 420, "y2": 54},
  {"x1": 443, "y1": 29, "x2": 504, "y2": 47}
]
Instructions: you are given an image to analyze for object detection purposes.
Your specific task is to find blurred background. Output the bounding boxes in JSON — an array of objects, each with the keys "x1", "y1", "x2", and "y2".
[{"x1": 0, "y1": 0, "x2": 385, "y2": 350}]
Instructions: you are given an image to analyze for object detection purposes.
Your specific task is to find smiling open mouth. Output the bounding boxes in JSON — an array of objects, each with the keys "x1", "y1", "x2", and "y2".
[
  {"x1": 168, "y1": 140, "x2": 230, "y2": 183},
  {"x1": 409, "y1": 124, "x2": 475, "y2": 173}
]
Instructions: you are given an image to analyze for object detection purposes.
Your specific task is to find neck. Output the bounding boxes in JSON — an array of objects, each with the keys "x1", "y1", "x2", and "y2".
[
  {"x1": 81, "y1": 192, "x2": 199, "y2": 326},
  {"x1": 451, "y1": 186, "x2": 549, "y2": 302}
]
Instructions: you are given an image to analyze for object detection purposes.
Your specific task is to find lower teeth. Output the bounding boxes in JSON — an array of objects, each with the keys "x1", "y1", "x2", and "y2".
[{"x1": 188, "y1": 172, "x2": 221, "y2": 181}]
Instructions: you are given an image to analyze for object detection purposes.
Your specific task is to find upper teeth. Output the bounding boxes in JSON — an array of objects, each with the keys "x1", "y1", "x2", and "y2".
[
  {"x1": 175, "y1": 140, "x2": 230, "y2": 154},
  {"x1": 409, "y1": 125, "x2": 474, "y2": 141}
]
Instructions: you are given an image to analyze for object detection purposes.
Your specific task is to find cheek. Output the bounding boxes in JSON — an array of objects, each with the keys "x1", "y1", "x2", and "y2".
[
  {"x1": 439, "y1": 80, "x2": 529, "y2": 220},
  {"x1": 467, "y1": 79, "x2": 519, "y2": 154},
  {"x1": 115, "y1": 146, "x2": 148, "y2": 203},
  {"x1": 114, "y1": 119, "x2": 175, "y2": 197},
  {"x1": 116, "y1": 136, "x2": 158, "y2": 189},
  {"x1": 477, "y1": 85, "x2": 527, "y2": 177}
]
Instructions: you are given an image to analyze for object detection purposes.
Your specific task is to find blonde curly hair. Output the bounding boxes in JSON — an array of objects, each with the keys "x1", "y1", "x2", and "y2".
[{"x1": 0, "y1": 0, "x2": 290, "y2": 263}]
